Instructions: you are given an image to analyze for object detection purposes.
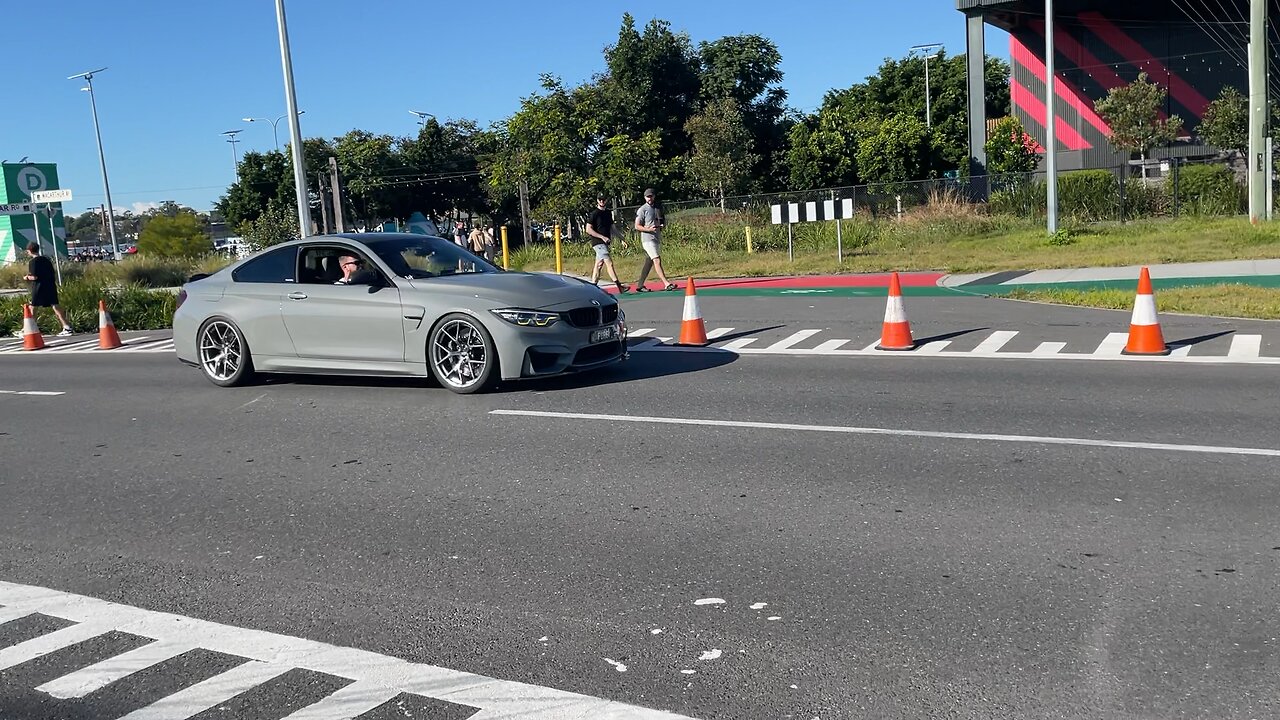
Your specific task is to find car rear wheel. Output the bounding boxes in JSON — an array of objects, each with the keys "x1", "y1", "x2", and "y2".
[
  {"x1": 198, "y1": 318, "x2": 255, "y2": 387},
  {"x1": 428, "y1": 314, "x2": 497, "y2": 394}
]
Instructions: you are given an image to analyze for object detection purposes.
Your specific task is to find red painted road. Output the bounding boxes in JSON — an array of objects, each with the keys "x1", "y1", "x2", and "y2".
[{"x1": 608, "y1": 272, "x2": 945, "y2": 293}]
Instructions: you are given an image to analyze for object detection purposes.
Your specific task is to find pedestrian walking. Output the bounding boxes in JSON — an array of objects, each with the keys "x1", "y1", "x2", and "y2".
[
  {"x1": 632, "y1": 188, "x2": 675, "y2": 292},
  {"x1": 21, "y1": 242, "x2": 73, "y2": 336},
  {"x1": 482, "y1": 224, "x2": 496, "y2": 262},
  {"x1": 585, "y1": 195, "x2": 627, "y2": 293},
  {"x1": 453, "y1": 220, "x2": 468, "y2": 248}
]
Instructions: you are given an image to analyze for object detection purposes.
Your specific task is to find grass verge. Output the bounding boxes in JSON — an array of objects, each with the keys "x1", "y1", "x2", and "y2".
[
  {"x1": 1005, "y1": 285, "x2": 1280, "y2": 320},
  {"x1": 0, "y1": 281, "x2": 176, "y2": 337}
]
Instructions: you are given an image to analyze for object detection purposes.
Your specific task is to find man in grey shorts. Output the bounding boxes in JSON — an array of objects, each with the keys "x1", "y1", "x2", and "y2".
[
  {"x1": 632, "y1": 188, "x2": 675, "y2": 292},
  {"x1": 585, "y1": 195, "x2": 627, "y2": 293}
]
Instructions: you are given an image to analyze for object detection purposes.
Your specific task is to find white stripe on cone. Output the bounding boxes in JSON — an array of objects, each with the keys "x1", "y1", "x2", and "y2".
[
  {"x1": 1130, "y1": 293, "x2": 1158, "y2": 326},
  {"x1": 883, "y1": 295, "x2": 906, "y2": 324},
  {"x1": 23, "y1": 315, "x2": 40, "y2": 335},
  {"x1": 683, "y1": 294, "x2": 702, "y2": 322},
  {"x1": 99, "y1": 309, "x2": 111, "y2": 329}
]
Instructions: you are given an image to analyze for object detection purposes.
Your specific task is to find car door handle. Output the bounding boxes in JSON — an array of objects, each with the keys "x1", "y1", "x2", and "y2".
[{"x1": 287, "y1": 292, "x2": 308, "y2": 300}]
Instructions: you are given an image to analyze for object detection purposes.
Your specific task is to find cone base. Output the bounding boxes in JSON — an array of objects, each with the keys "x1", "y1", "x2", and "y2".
[
  {"x1": 875, "y1": 343, "x2": 915, "y2": 351},
  {"x1": 1121, "y1": 347, "x2": 1171, "y2": 357}
]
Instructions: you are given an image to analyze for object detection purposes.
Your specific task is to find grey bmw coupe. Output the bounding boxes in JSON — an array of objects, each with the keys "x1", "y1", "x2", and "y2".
[{"x1": 174, "y1": 233, "x2": 626, "y2": 393}]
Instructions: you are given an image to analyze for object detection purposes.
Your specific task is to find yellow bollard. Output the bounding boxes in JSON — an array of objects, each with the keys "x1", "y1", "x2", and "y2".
[
  {"x1": 745, "y1": 226, "x2": 753, "y2": 254},
  {"x1": 554, "y1": 224, "x2": 563, "y2": 275},
  {"x1": 501, "y1": 226, "x2": 510, "y2": 270}
]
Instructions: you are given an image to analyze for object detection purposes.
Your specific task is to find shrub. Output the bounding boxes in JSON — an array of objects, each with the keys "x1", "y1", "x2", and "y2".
[
  {"x1": 1057, "y1": 169, "x2": 1119, "y2": 222},
  {"x1": 1176, "y1": 163, "x2": 1244, "y2": 216},
  {"x1": 0, "y1": 279, "x2": 176, "y2": 336}
]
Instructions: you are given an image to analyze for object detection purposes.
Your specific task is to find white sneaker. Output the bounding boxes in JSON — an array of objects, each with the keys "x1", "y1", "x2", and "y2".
[{"x1": 57, "y1": 328, "x2": 73, "y2": 337}]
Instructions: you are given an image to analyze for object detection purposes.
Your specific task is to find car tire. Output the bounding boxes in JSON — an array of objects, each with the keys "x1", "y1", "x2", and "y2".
[
  {"x1": 428, "y1": 313, "x2": 498, "y2": 394},
  {"x1": 196, "y1": 317, "x2": 256, "y2": 388}
]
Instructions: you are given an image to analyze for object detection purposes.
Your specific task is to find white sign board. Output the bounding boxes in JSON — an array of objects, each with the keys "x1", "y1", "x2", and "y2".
[
  {"x1": 31, "y1": 188, "x2": 72, "y2": 203},
  {"x1": 0, "y1": 203, "x2": 34, "y2": 216}
]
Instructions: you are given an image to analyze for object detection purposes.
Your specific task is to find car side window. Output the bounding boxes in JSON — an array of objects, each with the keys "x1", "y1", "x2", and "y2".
[
  {"x1": 297, "y1": 245, "x2": 379, "y2": 285},
  {"x1": 232, "y1": 246, "x2": 297, "y2": 283}
]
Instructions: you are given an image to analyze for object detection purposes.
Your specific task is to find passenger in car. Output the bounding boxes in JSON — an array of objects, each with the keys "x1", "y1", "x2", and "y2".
[{"x1": 334, "y1": 255, "x2": 363, "y2": 284}]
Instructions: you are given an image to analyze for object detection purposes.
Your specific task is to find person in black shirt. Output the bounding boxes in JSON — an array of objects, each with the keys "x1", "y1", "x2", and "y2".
[
  {"x1": 585, "y1": 196, "x2": 627, "y2": 293},
  {"x1": 22, "y1": 242, "x2": 73, "y2": 336}
]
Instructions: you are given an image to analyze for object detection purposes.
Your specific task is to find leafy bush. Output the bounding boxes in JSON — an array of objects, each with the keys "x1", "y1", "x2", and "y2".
[
  {"x1": 1057, "y1": 169, "x2": 1119, "y2": 222},
  {"x1": 1176, "y1": 163, "x2": 1244, "y2": 216},
  {"x1": 0, "y1": 280, "x2": 176, "y2": 336}
]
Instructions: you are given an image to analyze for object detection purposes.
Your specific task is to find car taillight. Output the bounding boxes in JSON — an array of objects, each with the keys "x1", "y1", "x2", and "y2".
[{"x1": 176, "y1": 288, "x2": 187, "y2": 309}]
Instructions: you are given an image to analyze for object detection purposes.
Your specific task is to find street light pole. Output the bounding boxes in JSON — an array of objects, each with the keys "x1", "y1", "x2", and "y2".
[
  {"x1": 908, "y1": 44, "x2": 943, "y2": 130},
  {"x1": 222, "y1": 130, "x2": 243, "y2": 176},
  {"x1": 276, "y1": 0, "x2": 311, "y2": 238},
  {"x1": 243, "y1": 110, "x2": 306, "y2": 151},
  {"x1": 1045, "y1": 0, "x2": 1059, "y2": 234},
  {"x1": 68, "y1": 67, "x2": 120, "y2": 261},
  {"x1": 409, "y1": 109, "x2": 436, "y2": 127}
]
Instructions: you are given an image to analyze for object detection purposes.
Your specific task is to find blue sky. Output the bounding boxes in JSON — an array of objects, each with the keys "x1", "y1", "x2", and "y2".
[{"x1": 1, "y1": 0, "x2": 1008, "y2": 217}]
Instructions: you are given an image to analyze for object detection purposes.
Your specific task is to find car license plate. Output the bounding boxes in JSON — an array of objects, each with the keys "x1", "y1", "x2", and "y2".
[{"x1": 590, "y1": 326, "x2": 618, "y2": 344}]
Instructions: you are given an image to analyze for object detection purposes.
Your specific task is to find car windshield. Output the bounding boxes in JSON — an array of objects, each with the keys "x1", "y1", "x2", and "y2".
[{"x1": 364, "y1": 235, "x2": 498, "y2": 279}]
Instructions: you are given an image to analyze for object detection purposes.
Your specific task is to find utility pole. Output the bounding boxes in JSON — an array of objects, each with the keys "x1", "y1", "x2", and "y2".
[
  {"x1": 1248, "y1": 0, "x2": 1268, "y2": 223},
  {"x1": 328, "y1": 157, "x2": 345, "y2": 233},
  {"x1": 276, "y1": 0, "x2": 310, "y2": 237},
  {"x1": 317, "y1": 172, "x2": 331, "y2": 234},
  {"x1": 517, "y1": 179, "x2": 532, "y2": 247},
  {"x1": 1044, "y1": 0, "x2": 1058, "y2": 234}
]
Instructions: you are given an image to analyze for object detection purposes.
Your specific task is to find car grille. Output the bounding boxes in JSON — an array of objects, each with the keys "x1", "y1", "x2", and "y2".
[
  {"x1": 573, "y1": 340, "x2": 625, "y2": 366},
  {"x1": 564, "y1": 304, "x2": 618, "y2": 328}
]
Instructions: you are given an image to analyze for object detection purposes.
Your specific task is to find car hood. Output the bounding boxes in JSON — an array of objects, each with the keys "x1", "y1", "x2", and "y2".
[{"x1": 404, "y1": 271, "x2": 612, "y2": 309}]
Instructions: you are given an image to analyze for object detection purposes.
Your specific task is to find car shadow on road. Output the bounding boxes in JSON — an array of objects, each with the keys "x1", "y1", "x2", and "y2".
[{"x1": 503, "y1": 346, "x2": 738, "y2": 393}]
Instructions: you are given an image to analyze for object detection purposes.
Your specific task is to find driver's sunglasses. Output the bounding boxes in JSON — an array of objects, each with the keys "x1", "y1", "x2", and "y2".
[{"x1": 342, "y1": 260, "x2": 362, "y2": 267}]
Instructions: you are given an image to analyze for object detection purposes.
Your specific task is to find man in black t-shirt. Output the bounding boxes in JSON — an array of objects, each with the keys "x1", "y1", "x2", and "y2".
[
  {"x1": 585, "y1": 196, "x2": 627, "y2": 293},
  {"x1": 22, "y1": 242, "x2": 73, "y2": 336}
]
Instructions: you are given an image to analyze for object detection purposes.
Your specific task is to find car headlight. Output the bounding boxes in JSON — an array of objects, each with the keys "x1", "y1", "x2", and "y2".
[{"x1": 491, "y1": 308, "x2": 560, "y2": 327}]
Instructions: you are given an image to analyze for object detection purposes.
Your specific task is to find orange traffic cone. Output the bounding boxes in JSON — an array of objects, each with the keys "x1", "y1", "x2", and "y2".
[
  {"x1": 1122, "y1": 267, "x2": 1170, "y2": 356},
  {"x1": 98, "y1": 299, "x2": 122, "y2": 349},
  {"x1": 21, "y1": 304, "x2": 45, "y2": 351},
  {"x1": 875, "y1": 272, "x2": 915, "y2": 351},
  {"x1": 676, "y1": 278, "x2": 708, "y2": 346}
]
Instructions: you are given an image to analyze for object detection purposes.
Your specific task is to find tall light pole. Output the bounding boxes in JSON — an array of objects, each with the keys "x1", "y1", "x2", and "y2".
[
  {"x1": 1044, "y1": 0, "x2": 1058, "y2": 234},
  {"x1": 276, "y1": 0, "x2": 310, "y2": 238},
  {"x1": 242, "y1": 110, "x2": 306, "y2": 151},
  {"x1": 909, "y1": 44, "x2": 943, "y2": 130},
  {"x1": 409, "y1": 109, "x2": 436, "y2": 127},
  {"x1": 222, "y1": 130, "x2": 243, "y2": 177},
  {"x1": 68, "y1": 67, "x2": 120, "y2": 261}
]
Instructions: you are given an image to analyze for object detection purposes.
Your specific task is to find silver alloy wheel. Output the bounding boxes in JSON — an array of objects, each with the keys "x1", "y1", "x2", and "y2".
[
  {"x1": 430, "y1": 318, "x2": 488, "y2": 389},
  {"x1": 199, "y1": 320, "x2": 243, "y2": 382}
]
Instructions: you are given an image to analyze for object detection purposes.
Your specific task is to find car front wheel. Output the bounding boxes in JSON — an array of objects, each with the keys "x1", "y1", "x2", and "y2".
[
  {"x1": 428, "y1": 313, "x2": 497, "y2": 394},
  {"x1": 197, "y1": 318, "x2": 255, "y2": 387}
]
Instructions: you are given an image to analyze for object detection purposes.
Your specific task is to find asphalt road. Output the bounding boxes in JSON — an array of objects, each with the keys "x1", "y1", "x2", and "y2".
[{"x1": 1, "y1": 295, "x2": 1278, "y2": 719}]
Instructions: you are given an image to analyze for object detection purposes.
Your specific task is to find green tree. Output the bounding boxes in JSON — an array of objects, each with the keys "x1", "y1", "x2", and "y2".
[
  {"x1": 136, "y1": 213, "x2": 211, "y2": 258},
  {"x1": 239, "y1": 198, "x2": 299, "y2": 250},
  {"x1": 785, "y1": 101, "x2": 859, "y2": 189},
  {"x1": 1198, "y1": 85, "x2": 1247, "y2": 154},
  {"x1": 684, "y1": 98, "x2": 759, "y2": 208},
  {"x1": 604, "y1": 14, "x2": 702, "y2": 160},
  {"x1": 1094, "y1": 72, "x2": 1183, "y2": 160},
  {"x1": 984, "y1": 116, "x2": 1041, "y2": 175},
  {"x1": 855, "y1": 113, "x2": 930, "y2": 187},
  {"x1": 697, "y1": 34, "x2": 789, "y2": 188}
]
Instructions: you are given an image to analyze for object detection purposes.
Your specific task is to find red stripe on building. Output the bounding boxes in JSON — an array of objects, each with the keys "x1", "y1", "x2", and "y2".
[
  {"x1": 1010, "y1": 33, "x2": 1111, "y2": 138},
  {"x1": 1078, "y1": 11, "x2": 1211, "y2": 117},
  {"x1": 1027, "y1": 19, "x2": 1170, "y2": 122}
]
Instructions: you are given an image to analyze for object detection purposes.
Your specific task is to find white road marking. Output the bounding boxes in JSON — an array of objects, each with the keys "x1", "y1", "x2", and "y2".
[
  {"x1": 1228, "y1": 334, "x2": 1262, "y2": 358},
  {"x1": 628, "y1": 328, "x2": 654, "y2": 337},
  {"x1": 812, "y1": 339, "x2": 850, "y2": 351},
  {"x1": 0, "y1": 580, "x2": 695, "y2": 719},
  {"x1": 276, "y1": 680, "x2": 400, "y2": 720},
  {"x1": 0, "y1": 606, "x2": 33, "y2": 624},
  {"x1": 115, "y1": 661, "x2": 292, "y2": 720},
  {"x1": 1031, "y1": 342, "x2": 1067, "y2": 356},
  {"x1": 1170, "y1": 345, "x2": 1193, "y2": 357},
  {"x1": 861, "y1": 341, "x2": 882, "y2": 352},
  {"x1": 916, "y1": 341, "x2": 951, "y2": 354},
  {"x1": 764, "y1": 329, "x2": 821, "y2": 351},
  {"x1": 718, "y1": 338, "x2": 757, "y2": 350},
  {"x1": 971, "y1": 330, "x2": 1018, "y2": 353},
  {"x1": 705, "y1": 327, "x2": 735, "y2": 339},
  {"x1": 0, "y1": 390, "x2": 64, "y2": 396},
  {"x1": 490, "y1": 409, "x2": 1280, "y2": 458},
  {"x1": 37, "y1": 639, "x2": 197, "y2": 698},
  {"x1": 1093, "y1": 332, "x2": 1129, "y2": 356}
]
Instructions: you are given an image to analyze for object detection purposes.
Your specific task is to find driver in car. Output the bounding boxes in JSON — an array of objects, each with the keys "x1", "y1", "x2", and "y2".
[{"x1": 334, "y1": 255, "x2": 363, "y2": 284}]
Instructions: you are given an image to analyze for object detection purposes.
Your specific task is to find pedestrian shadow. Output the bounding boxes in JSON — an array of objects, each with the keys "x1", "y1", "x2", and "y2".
[
  {"x1": 913, "y1": 327, "x2": 989, "y2": 345},
  {"x1": 1168, "y1": 330, "x2": 1234, "y2": 348}
]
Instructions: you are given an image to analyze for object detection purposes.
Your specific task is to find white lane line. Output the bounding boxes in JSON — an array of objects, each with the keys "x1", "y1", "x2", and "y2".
[
  {"x1": 0, "y1": 580, "x2": 696, "y2": 720},
  {"x1": 37, "y1": 639, "x2": 197, "y2": 699},
  {"x1": 115, "y1": 660, "x2": 292, "y2": 720},
  {"x1": 1228, "y1": 334, "x2": 1262, "y2": 358},
  {"x1": 1093, "y1": 332, "x2": 1128, "y2": 356},
  {"x1": 490, "y1": 409, "x2": 1280, "y2": 458},
  {"x1": 627, "y1": 342, "x2": 1280, "y2": 364},
  {"x1": 0, "y1": 606, "x2": 34, "y2": 624},
  {"x1": 275, "y1": 680, "x2": 401, "y2": 720},
  {"x1": 719, "y1": 338, "x2": 756, "y2": 350},
  {"x1": 861, "y1": 341, "x2": 882, "y2": 352},
  {"x1": 705, "y1": 327, "x2": 735, "y2": 339},
  {"x1": 1031, "y1": 342, "x2": 1067, "y2": 356},
  {"x1": 971, "y1": 330, "x2": 1018, "y2": 353},
  {"x1": 51, "y1": 339, "x2": 101, "y2": 352},
  {"x1": 764, "y1": 329, "x2": 821, "y2": 351},
  {"x1": 916, "y1": 341, "x2": 951, "y2": 354},
  {"x1": 0, "y1": 621, "x2": 112, "y2": 670},
  {"x1": 813, "y1": 339, "x2": 850, "y2": 351},
  {"x1": 1170, "y1": 345, "x2": 1193, "y2": 358},
  {"x1": 120, "y1": 339, "x2": 170, "y2": 352},
  {"x1": 627, "y1": 328, "x2": 654, "y2": 337},
  {"x1": 0, "y1": 390, "x2": 65, "y2": 396}
]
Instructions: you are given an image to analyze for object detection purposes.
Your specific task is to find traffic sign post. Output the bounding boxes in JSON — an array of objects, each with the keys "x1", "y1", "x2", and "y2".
[
  {"x1": 28, "y1": 189, "x2": 72, "y2": 284},
  {"x1": 31, "y1": 189, "x2": 72, "y2": 204},
  {"x1": 0, "y1": 203, "x2": 35, "y2": 216}
]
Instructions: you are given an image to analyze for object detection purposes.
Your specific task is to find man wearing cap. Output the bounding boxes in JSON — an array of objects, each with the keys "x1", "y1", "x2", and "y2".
[
  {"x1": 633, "y1": 188, "x2": 675, "y2": 292},
  {"x1": 585, "y1": 195, "x2": 627, "y2": 293}
]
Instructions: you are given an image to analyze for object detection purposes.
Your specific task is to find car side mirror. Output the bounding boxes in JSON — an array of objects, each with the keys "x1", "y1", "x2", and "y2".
[{"x1": 350, "y1": 268, "x2": 386, "y2": 290}]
